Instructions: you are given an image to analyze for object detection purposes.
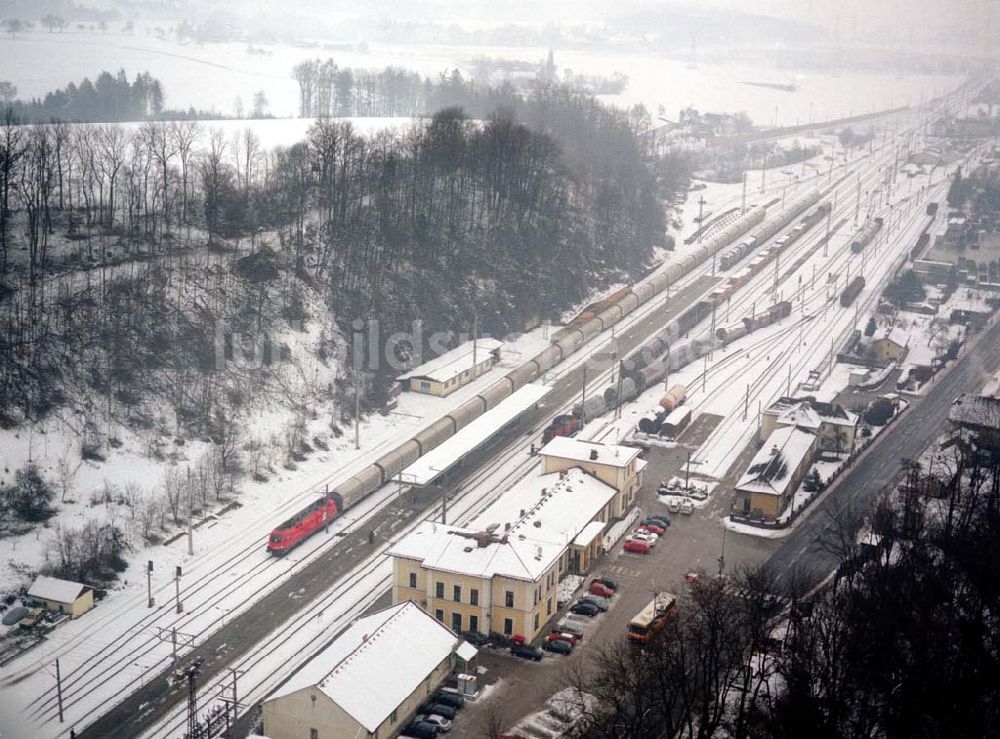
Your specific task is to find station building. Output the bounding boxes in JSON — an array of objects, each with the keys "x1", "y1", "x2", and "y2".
[
  {"x1": 27, "y1": 576, "x2": 94, "y2": 618},
  {"x1": 734, "y1": 424, "x2": 817, "y2": 521},
  {"x1": 397, "y1": 338, "x2": 503, "y2": 397},
  {"x1": 387, "y1": 437, "x2": 644, "y2": 642}
]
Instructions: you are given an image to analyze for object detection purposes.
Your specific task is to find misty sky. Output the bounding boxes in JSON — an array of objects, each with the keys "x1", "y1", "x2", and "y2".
[{"x1": 285, "y1": 0, "x2": 995, "y2": 48}]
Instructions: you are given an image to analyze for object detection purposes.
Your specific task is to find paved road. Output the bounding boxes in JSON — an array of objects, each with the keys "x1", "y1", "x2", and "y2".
[
  {"x1": 767, "y1": 314, "x2": 1000, "y2": 582},
  {"x1": 78, "y1": 277, "x2": 718, "y2": 738}
]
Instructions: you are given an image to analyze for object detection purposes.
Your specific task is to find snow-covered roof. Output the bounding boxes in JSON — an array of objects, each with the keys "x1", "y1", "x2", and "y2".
[
  {"x1": 456, "y1": 640, "x2": 478, "y2": 662},
  {"x1": 950, "y1": 393, "x2": 1000, "y2": 431},
  {"x1": 539, "y1": 436, "x2": 642, "y2": 469},
  {"x1": 571, "y1": 520, "x2": 607, "y2": 548},
  {"x1": 28, "y1": 576, "x2": 90, "y2": 604},
  {"x1": 877, "y1": 327, "x2": 910, "y2": 348},
  {"x1": 736, "y1": 425, "x2": 816, "y2": 496},
  {"x1": 401, "y1": 384, "x2": 550, "y2": 486},
  {"x1": 776, "y1": 405, "x2": 821, "y2": 430},
  {"x1": 767, "y1": 397, "x2": 857, "y2": 429},
  {"x1": 389, "y1": 467, "x2": 617, "y2": 581},
  {"x1": 397, "y1": 338, "x2": 503, "y2": 383},
  {"x1": 269, "y1": 601, "x2": 458, "y2": 732},
  {"x1": 664, "y1": 406, "x2": 691, "y2": 425}
]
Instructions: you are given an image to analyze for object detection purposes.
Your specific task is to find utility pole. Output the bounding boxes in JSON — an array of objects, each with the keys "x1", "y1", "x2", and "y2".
[
  {"x1": 186, "y1": 467, "x2": 193, "y2": 556},
  {"x1": 824, "y1": 207, "x2": 831, "y2": 257},
  {"x1": 354, "y1": 369, "x2": 361, "y2": 450},
  {"x1": 760, "y1": 153, "x2": 767, "y2": 193},
  {"x1": 741, "y1": 171, "x2": 747, "y2": 214},
  {"x1": 472, "y1": 307, "x2": 478, "y2": 371},
  {"x1": 147, "y1": 560, "x2": 154, "y2": 608},
  {"x1": 854, "y1": 172, "x2": 861, "y2": 227},
  {"x1": 743, "y1": 384, "x2": 749, "y2": 420},
  {"x1": 684, "y1": 449, "x2": 691, "y2": 491},
  {"x1": 702, "y1": 355, "x2": 708, "y2": 392},
  {"x1": 709, "y1": 304, "x2": 716, "y2": 360},
  {"x1": 718, "y1": 525, "x2": 727, "y2": 576},
  {"x1": 175, "y1": 565, "x2": 183, "y2": 614},
  {"x1": 581, "y1": 365, "x2": 588, "y2": 424},
  {"x1": 697, "y1": 196, "x2": 706, "y2": 242},
  {"x1": 181, "y1": 658, "x2": 203, "y2": 739},
  {"x1": 616, "y1": 360, "x2": 625, "y2": 420},
  {"x1": 56, "y1": 659, "x2": 64, "y2": 723}
]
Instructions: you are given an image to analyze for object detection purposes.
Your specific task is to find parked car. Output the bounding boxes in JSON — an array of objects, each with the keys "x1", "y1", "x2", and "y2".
[
  {"x1": 630, "y1": 531, "x2": 658, "y2": 545},
  {"x1": 679, "y1": 499, "x2": 695, "y2": 515},
  {"x1": 416, "y1": 713, "x2": 452, "y2": 732},
  {"x1": 432, "y1": 692, "x2": 465, "y2": 710},
  {"x1": 569, "y1": 601, "x2": 601, "y2": 617},
  {"x1": 1, "y1": 605, "x2": 27, "y2": 627},
  {"x1": 510, "y1": 643, "x2": 544, "y2": 661},
  {"x1": 638, "y1": 522, "x2": 665, "y2": 535},
  {"x1": 666, "y1": 498, "x2": 681, "y2": 513},
  {"x1": 460, "y1": 631, "x2": 489, "y2": 647},
  {"x1": 554, "y1": 622, "x2": 584, "y2": 641},
  {"x1": 543, "y1": 638, "x2": 573, "y2": 655},
  {"x1": 592, "y1": 577, "x2": 619, "y2": 591},
  {"x1": 579, "y1": 596, "x2": 609, "y2": 612},
  {"x1": 684, "y1": 572, "x2": 702, "y2": 585},
  {"x1": 588, "y1": 581, "x2": 615, "y2": 597},
  {"x1": 549, "y1": 631, "x2": 578, "y2": 646},
  {"x1": 642, "y1": 517, "x2": 670, "y2": 529},
  {"x1": 623, "y1": 539, "x2": 651, "y2": 554},
  {"x1": 404, "y1": 721, "x2": 441, "y2": 738},
  {"x1": 419, "y1": 703, "x2": 457, "y2": 720},
  {"x1": 18, "y1": 607, "x2": 44, "y2": 630}
]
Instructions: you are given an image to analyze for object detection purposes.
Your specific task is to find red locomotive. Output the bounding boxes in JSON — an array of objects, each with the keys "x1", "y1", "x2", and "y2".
[
  {"x1": 267, "y1": 493, "x2": 343, "y2": 554},
  {"x1": 542, "y1": 414, "x2": 582, "y2": 444}
]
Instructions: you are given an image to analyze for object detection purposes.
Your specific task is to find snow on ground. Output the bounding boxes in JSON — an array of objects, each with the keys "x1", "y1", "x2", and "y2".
[
  {"x1": 0, "y1": 30, "x2": 962, "y2": 124},
  {"x1": 723, "y1": 517, "x2": 791, "y2": 538},
  {"x1": 556, "y1": 574, "x2": 584, "y2": 606}
]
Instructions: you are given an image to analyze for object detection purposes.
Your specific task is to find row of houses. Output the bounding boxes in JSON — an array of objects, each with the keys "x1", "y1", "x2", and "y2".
[{"x1": 261, "y1": 436, "x2": 644, "y2": 738}]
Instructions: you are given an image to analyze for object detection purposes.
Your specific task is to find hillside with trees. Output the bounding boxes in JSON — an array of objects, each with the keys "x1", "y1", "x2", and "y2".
[{"x1": 0, "y1": 72, "x2": 667, "y2": 569}]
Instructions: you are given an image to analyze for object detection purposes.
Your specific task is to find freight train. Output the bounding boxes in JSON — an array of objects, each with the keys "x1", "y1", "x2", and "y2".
[
  {"x1": 266, "y1": 190, "x2": 825, "y2": 552},
  {"x1": 718, "y1": 196, "x2": 828, "y2": 271},
  {"x1": 715, "y1": 301, "x2": 793, "y2": 343},
  {"x1": 840, "y1": 276, "x2": 866, "y2": 307},
  {"x1": 711, "y1": 199, "x2": 828, "y2": 306},
  {"x1": 582, "y1": 299, "x2": 792, "y2": 421},
  {"x1": 850, "y1": 217, "x2": 884, "y2": 254}
]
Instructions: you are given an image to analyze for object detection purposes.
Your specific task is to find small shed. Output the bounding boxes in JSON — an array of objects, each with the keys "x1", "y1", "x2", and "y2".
[{"x1": 28, "y1": 576, "x2": 94, "y2": 618}]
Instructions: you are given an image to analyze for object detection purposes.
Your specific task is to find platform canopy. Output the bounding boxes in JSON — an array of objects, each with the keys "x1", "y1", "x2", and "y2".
[{"x1": 400, "y1": 383, "x2": 551, "y2": 487}]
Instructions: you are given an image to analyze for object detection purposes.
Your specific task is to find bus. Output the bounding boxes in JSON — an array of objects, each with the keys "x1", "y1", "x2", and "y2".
[{"x1": 627, "y1": 592, "x2": 678, "y2": 644}]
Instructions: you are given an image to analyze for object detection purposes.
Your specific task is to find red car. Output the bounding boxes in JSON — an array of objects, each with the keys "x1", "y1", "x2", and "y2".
[
  {"x1": 638, "y1": 522, "x2": 665, "y2": 535},
  {"x1": 589, "y1": 581, "x2": 615, "y2": 597},
  {"x1": 623, "y1": 539, "x2": 651, "y2": 554},
  {"x1": 548, "y1": 632, "x2": 578, "y2": 646}
]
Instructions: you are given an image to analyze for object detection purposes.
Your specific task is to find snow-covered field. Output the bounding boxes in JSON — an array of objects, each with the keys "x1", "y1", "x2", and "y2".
[{"x1": 0, "y1": 31, "x2": 961, "y2": 123}]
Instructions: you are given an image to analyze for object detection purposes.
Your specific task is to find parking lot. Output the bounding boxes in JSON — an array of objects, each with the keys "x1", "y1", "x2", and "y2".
[{"x1": 448, "y1": 435, "x2": 777, "y2": 736}]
